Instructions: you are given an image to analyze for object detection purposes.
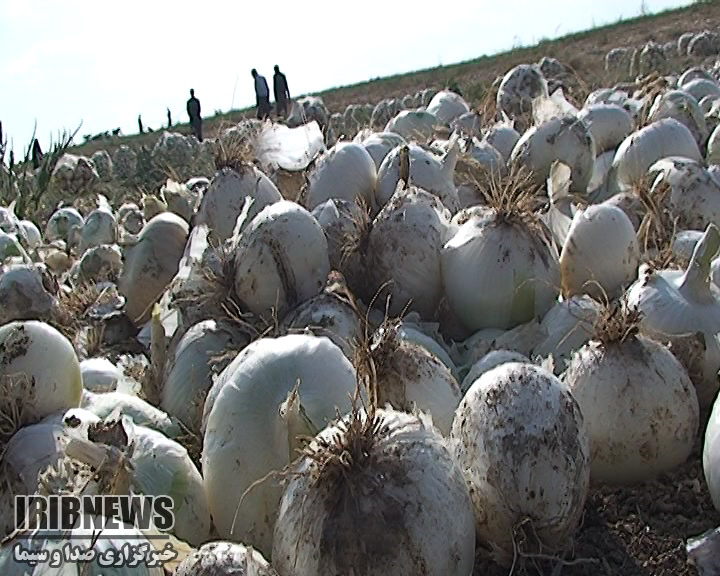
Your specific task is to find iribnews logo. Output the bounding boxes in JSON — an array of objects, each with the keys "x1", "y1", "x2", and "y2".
[{"x1": 15, "y1": 495, "x2": 174, "y2": 539}]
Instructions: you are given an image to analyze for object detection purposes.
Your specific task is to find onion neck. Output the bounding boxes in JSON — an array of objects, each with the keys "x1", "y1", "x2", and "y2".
[
  {"x1": 678, "y1": 224, "x2": 720, "y2": 303},
  {"x1": 280, "y1": 384, "x2": 318, "y2": 461}
]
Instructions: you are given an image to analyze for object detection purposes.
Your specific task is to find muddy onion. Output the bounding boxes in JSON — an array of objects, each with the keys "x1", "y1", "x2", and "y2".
[
  {"x1": 451, "y1": 362, "x2": 590, "y2": 566},
  {"x1": 272, "y1": 408, "x2": 476, "y2": 576}
]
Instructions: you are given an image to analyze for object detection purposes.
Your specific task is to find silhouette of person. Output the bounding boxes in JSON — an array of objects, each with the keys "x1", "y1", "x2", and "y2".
[
  {"x1": 187, "y1": 89, "x2": 202, "y2": 142},
  {"x1": 252, "y1": 69, "x2": 271, "y2": 120},
  {"x1": 138, "y1": 115, "x2": 144, "y2": 134},
  {"x1": 273, "y1": 65, "x2": 290, "y2": 118},
  {"x1": 31, "y1": 139, "x2": 43, "y2": 169},
  {"x1": 167, "y1": 108, "x2": 172, "y2": 128}
]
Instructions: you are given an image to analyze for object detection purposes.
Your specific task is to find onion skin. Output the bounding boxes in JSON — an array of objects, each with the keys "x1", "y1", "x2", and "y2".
[
  {"x1": 451, "y1": 362, "x2": 590, "y2": 566},
  {"x1": 442, "y1": 213, "x2": 560, "y2": 331},
  {"x1": 564, "y1": 337, "x2": 699, "y2": 485},
  {"x1": 272, "y1": 408, "x2": 476, "y2": 576}
]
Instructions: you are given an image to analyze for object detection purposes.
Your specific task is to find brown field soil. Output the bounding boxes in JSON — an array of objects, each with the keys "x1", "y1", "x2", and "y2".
[
  {"x1": 473, "y1": 443, "x2": 720, "y2": 575},
  {"x1": 69, "y1": 2, "x2": 720, "y2": 158}
]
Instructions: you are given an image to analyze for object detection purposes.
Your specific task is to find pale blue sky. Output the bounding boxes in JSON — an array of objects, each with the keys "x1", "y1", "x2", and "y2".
[{"x1": 1, "y1": 0, "x2": 692, "y2": 154}]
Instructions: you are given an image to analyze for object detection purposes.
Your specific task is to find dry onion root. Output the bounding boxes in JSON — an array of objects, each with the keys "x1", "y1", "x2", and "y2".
[{"x1": 272, "y1": 407, "x2": 476, "y2": 576}]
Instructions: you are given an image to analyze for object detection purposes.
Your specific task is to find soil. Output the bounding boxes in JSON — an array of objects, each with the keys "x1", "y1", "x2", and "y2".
[{"x1": 473, "y1": 443, "x2": 720, "y2": 576}]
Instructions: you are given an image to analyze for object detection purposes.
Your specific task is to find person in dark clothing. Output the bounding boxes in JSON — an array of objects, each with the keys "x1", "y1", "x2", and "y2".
[
  {"x1": 252, "y1": 69, "x2": 271, "y2": 120},
  {"x1": 31, "y1": 139, "x2": 43, "y2": 169},
  {"x1": 187, "y1": 89, "x2": 203, "y2": 141},
  {"x1": 167, "y1": 107, "x2": 172, "y2": 128},
  {"x1": 273, "y1": 65, "x2": 290, "y2": 118},
  {"x1": 138, "y1": 115, "x2": 144, "y2": 134}
]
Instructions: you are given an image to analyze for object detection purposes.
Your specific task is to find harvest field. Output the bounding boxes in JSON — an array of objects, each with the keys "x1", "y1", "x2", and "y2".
[{"x1": 5, "y1": 2, "x2": 720, "y2": 576}]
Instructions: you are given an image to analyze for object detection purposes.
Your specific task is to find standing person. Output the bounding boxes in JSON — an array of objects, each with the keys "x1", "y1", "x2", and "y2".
[
  {"x1": 31, "y1": 139, "x2": 43, "y2": 169},
  {"x1": 167, "y1": 107, "x2": 172, "y2": 128},
  {"x1": 273, "y1": 65, "x2": 290, "y2": 118},
  {"x1": 252, "y1": 69, "x2": 271, "y2": 120},
  {"x1": 187, "y1": 89, "x2": 203, "y2": 142},
  {"x1": 138, "y1": 115, "x2": 144, "y2": 134}
]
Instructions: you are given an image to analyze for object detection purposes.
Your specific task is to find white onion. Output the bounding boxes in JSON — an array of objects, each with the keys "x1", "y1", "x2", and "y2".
[
  {"x1": 0, "y1": 264, "x2": 56, "y2": 324},
  {"x1": 202, "y1": 334, "x2": 358, "y2": 556},
  {"x1": 45, "y1": 207, "x2": 84, "y2": 244},
  {"x1": 627, "y1": 224, "x2": 720, "y2": 410},
  {"x1": 496, "y1": 64, "x2": 549, "y2": 131},
  {"x1": 0, "y1": 320, "x2": 82, "y2": 425},
  {"x1": 306, "y1": 142, "x2": 377, "y2": 211},
  {"x1": 532, "y1": 295, "x2": 602, "y2": 372},
  {"x1": 426, "y1": 90, "x2": 471, "y2": 124},
  {"x1": 80, "y1": 357, "x2": 122, "y2": 392},
  {"x1": 175, "y1": 542, "x2": 278, "y2": 576},
  {"x1": 703, "y1": 392, "x2": 720, "y2": 514},
  {"x1": 272, "y1": 408, "x2": 476, "y2": 576},
  {"x1": 559, "y1": 203, "x2": 640, "y2": 299},
  {"x1": 577, "y1": 104, "x2": 634, "y2": 155},
  {"x1": 77, "y1": 207, "x2": 117, "y2": 254},
  {"x1": 0, "y1": 515, "x2": 165, "y2": 576},
  {"x1": 651, "y1": 157, "x2": 720, "y2": 231},
  {"x1": 232, "y1": 200, "x2": 330, "y2": 319},
  {"x1": 161, "y1": 319, "x2": 247, "y2": 432},
  {"x1": 279, "y1": 288, "x2": 362, "y2": 360},
  {"x1": 608, "y1": 118, "x2": 702, "y2": 194},
  {"x1": 366, "y1": 186, "x2": 450, "y2": 318},
  {"x1": 484, "y1": 121, "x2": 521, "y2": 162},
  {"x1": 647, "y1": 89, "x2": 708, "y2": 149},
  {"x1": 565, "y1": 333, "x2": 699, "y2": 484},
  {"x1": 370, "y1": 326, "x2": 461, "y2": 435},
  {"x1": 197, "y1": 166, "x2": 282, "y2": 242},
  {"x1": 452, "y1": 362, "x2": 590, "y2": 565},
  {"x1": 460, "y1": 349, "x2": 529, "y2": 393},
  {"x1": 81, "y1": 390, "x2": 182, "y2": 439},
  {"x1": 361, "y1": 131, "x2": 407, "y2": 170},
  {"x1": 385, "y1": 109, "x2": 439, "y2": 141},
  {"x1": 375, "y1": 142, "x2": 460, "y2": 212},
  {"x1": 511, "y1": 116, "x2": 595, "y2": 194},
  {"x1": 118, "y1": 212, "x2": 188, "y2": 326},
  {"x1": 123, "y1": 418, "x2": 211, "y2": 546},
  {"x1": 442, "y1": 209, "x2": 560, "y2": 330},
  {"x1": 16, "y1": 220, "x2": 41, "y2": 249}
]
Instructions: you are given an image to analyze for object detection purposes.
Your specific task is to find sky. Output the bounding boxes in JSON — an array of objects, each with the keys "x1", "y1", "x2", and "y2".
[{"x1": 0, "y1": 0, "x2": 693, "y2": 155}]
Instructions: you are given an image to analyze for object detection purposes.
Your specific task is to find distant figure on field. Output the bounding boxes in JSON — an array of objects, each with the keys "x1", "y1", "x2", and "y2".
[
  {"x1": 187, "y1": 89, "x2": 202, "y2": 142},
  {"x1": 167, "y1": 107, "x2": 172, "y2": 128},
  {"x1": 273, "y1": 65, "x2": 290, "y2": 118},
  {"x1": 31, "y1": 139, "x2": 43, "y2": 169},
  {"x1": 138, "y1": 115, "x2": 144, "y2": 134},
  {"x1": 252, "y1": 69, "x2": 271, "y2": 120}
]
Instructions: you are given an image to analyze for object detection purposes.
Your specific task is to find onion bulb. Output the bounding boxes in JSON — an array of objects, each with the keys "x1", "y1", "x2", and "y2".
[
  {"x1": 627, "y1": 224, "x2": 720, "y2": 410},
  {"x1": 559, "y1": 203, "x2": 640, "y2": 299},
  {"x1": 366, "y1": 185, "x2": 451, "y2": 319},
  {"x1": 272, "y1": 408, "x2": 476, "y2": 576},
  {"x1": 202, "y1": 334, "x2": 358, "y2": 556},
  {"x1": 175, "y1": 542, "x2": 278, "y2": 576},
  {"x1": 305, "y1": 142, "x2": 377, "y2": 211},
  {"x1": 0, "y1": 320, "x2": 82, "y2": 426},
  {"x1": 564, "y1": 309, "x2": 699, "y2": 484},
  {"x1": 232, "y1": 200, "x2": 330, "y2": 319},
  {"x1": 442, "y1": 203, "x2": 560, "y2": 331},
  {"x1": 451, "y1": 362, "x2": 590, "y2": 565}
]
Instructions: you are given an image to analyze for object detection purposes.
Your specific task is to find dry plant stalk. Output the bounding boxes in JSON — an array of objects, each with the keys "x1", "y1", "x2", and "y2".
[
  {"x1": 212, "y1": 120, "x2": 261, "y2": 172},
  {"x1": 0, "y1": 373, "x2": 34, "y2": 456},
  {"x1": 592, "y1": 299, "x2": 642, "y2": 347},
  {"x1": 635, "y1": 177, "x2": 681, "y2": 270}
]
